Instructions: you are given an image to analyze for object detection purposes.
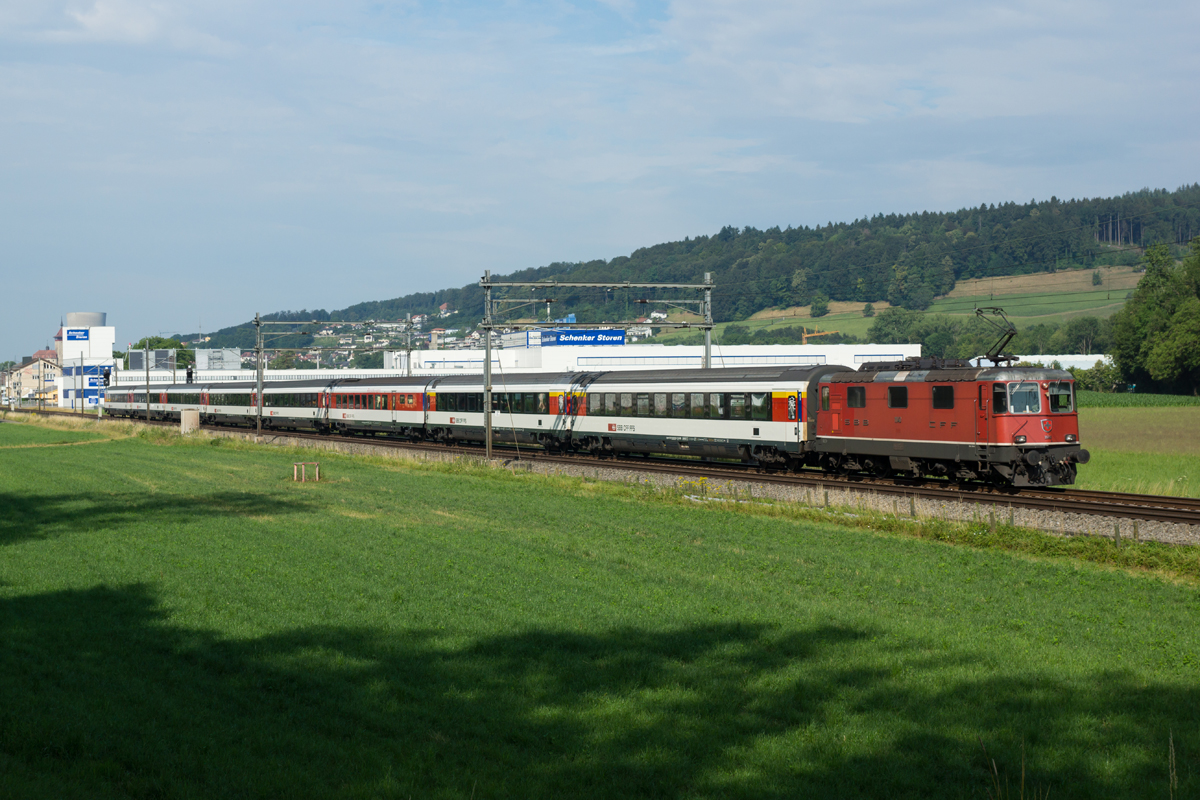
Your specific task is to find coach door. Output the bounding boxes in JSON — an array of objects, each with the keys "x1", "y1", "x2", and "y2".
[{"x1": 774, "y1": 389, "x2": 802, "y2": 445}]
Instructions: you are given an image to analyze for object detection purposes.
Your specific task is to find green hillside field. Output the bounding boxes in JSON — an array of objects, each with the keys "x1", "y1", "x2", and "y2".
[
  {"x1": 656, "y1": 265, "x2": 1143, "y2": 345},
  {"x1": 3, "y1": 416, "x2": 1200, "y2": 798}
]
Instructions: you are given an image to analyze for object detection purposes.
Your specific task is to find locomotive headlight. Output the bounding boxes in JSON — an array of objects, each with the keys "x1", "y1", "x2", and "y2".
[
  {"x1": 1065, "y1": 434, "x2": 1077, "y2": 443},
  {"x1": 1013, "y1": 435, "x2": 1027, "y2": 444}
]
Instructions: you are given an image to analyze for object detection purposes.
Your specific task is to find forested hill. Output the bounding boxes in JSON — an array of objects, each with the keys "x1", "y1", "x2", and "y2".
[{"x1": 196, "y1": 184, "x2": 1200, "y2": 348}]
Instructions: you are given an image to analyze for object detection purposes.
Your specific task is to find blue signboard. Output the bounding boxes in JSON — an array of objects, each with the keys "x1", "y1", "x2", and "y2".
[
  {"x1": 542, "y1": 329, "x2": 625, "y2": 346},
  {"x1": 66, "y1": 329, "x2": 89, "y2": 341}
]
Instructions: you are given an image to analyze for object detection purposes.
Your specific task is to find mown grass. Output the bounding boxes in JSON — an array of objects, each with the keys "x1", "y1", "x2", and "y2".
[
  {"x1": 0, "y1": 417, "x2": 114, "y2": 447},
  {"x1": 2, "y1": 418, "x2": 1199, "y2": 798}
]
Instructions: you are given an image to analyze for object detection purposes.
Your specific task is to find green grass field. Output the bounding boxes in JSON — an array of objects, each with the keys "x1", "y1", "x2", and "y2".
[
  {"x1": 2, "y1": 418, "x2": 1199, "y2": 798},
  {"x1": 652, "y1": 265, "x2": 1141, "y2": 346},
  {"x1": 0, "y1": 419, "x2": 112, "y2": 447},
  {"x1": 928, "y1": 288, "x2": 1128, "y2": 323},
  {"x1": 1079, "y1": 391, "x2": 1200, "y2": 408},
  {"x1": 1076, "y1": 408, "x2": 1200, "y2": 496}
]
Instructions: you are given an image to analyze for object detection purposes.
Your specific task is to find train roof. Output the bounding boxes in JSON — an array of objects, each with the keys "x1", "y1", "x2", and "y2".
[
  {"x1": 123, "y1": 363, "x2": 854, "y2": 393},
  {"x1": 588, "y1": 364, "x2": 849, "y2": 385},
  {"x1": 827, "y1": 358, "x2": 1074, "y2": 383}
]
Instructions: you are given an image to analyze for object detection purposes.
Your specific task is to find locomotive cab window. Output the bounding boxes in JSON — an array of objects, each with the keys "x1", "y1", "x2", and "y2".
[
  {"x1": 820, "y1": 385, "x2": 830, "y2": 411},
  {"x1": 1048, "y1": 382, "x2": 1074, "y2": 413},
  {"x1": 1007, "y1": 382, "x2": 1042, "y2": 414},
  {"x1": 931, "y1": 385, "x2": 954, "y2": 409},
  {"x1": 846, "y1": 386, "x2": 866, "y2": 408},
  {"x1": 888, "y1": 386, "x2": 908, "y2": 409}
]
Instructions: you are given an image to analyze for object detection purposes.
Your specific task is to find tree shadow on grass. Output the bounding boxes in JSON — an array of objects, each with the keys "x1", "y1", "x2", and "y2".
[
  {"x1": 0, "y1": 491, "x2": 319, "y2": 547},
  {"x1": 0, "y1": 585, "x2": 1196, "y2": 799}
]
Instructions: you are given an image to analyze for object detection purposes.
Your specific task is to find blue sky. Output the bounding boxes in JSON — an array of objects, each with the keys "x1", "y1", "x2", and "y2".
[{"x1": 3, "y1": 0, "x2": 1197, "y2": 359}]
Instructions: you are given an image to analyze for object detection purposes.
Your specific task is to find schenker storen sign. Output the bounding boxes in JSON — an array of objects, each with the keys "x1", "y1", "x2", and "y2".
[{"x1": 541, "y1": 330, "x2": 626, "y2": 346}]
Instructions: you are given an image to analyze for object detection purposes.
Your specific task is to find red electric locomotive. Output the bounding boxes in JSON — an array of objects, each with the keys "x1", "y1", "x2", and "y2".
[{"x1": 811, "y1": 358, "x2": 1088, "y2": 486}]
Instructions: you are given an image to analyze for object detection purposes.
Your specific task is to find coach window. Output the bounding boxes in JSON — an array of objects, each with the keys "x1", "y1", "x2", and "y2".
[
  {"x1": 932, "y1": 385, "x2": 954, "y2": 410},
  {"x1": 750, "y1": 393, "x2": 770, "y2": 421},
  {"x1": 604, "y1": 393, "x2": 616, "y2": 416},
  {"x1": 465, "y1": 393, "x2": 476, "y2": 413},
  {"x1": 588, "y1": 393, "x2": 602, "y2": 415},
  {"x1": 653, "y1": 393, "x2": 668, "y2": 417},
  {"x1": 620, "y1": 393, "x2": 633, "y2": 417},
  {"x1": 820, "y1": 385, "x2": 830, "y2": 411},
  {"x1": 672, "y1": 393, "x2": 686, "y2": 418},
  {"x1": 637, "y1": 393, "x2": 651, "y2": 416},
  {"x1": 847, "y1": 386, "x2": 866, "y2": 408},
  {"x1": 710, "y1": 393, "x2": 725, "y2": 419},
  {"x1": 537, "y1": 393, "x2": 548, "y2": 414},
  {"x1": 888, "y1": 386, "x2": 908, "y2": 409},
  {"x1": 730, "y1": 394, "x2": 746, "y2": 419},
  {"x1": 691, "y1": 393, "x2": 705, "y2": 419}
]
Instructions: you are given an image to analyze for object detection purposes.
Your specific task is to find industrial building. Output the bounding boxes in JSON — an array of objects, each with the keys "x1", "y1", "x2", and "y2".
[
  {"x1": 113, "y1": 341, "x2": 921, "y2": 385},
  {"x1": 57, "y1": 312, "x2": 118, "y2": 409}
]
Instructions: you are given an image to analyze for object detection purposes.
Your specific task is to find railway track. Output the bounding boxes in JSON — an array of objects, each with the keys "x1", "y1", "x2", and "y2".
[{"x1": 15, "y1": 408, "x2": 1200, "y2": 528}]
